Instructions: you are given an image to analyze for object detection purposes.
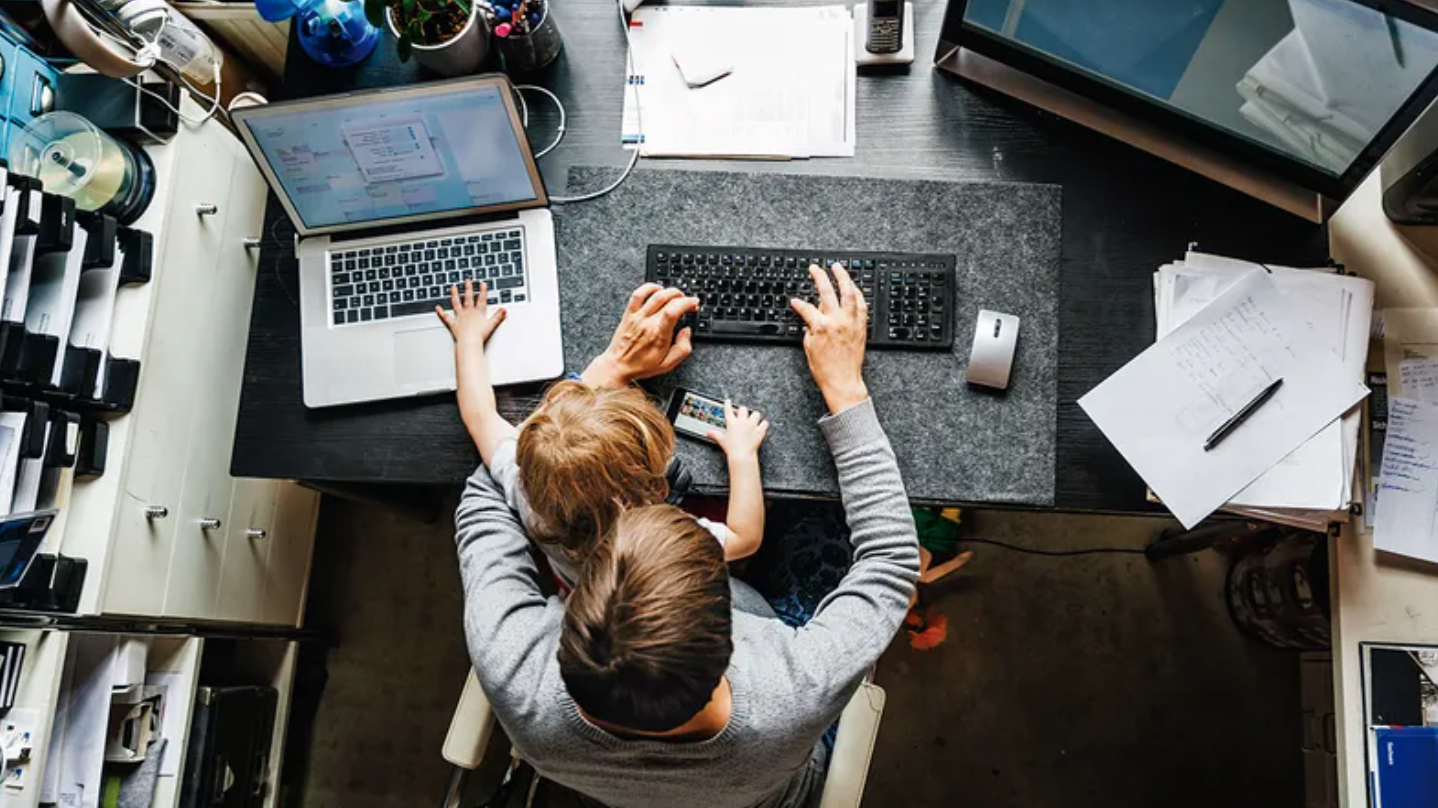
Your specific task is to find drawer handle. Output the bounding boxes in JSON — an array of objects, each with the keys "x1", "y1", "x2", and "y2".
[
  {"x1": 198, "y1": 518, "x2": 222, "y2": 531},
  {"x1": 144, "y1": 505, "x2": 169, "y2": 520},
  {"x1": 243, "y1": 237, "x2": 261, "y2": 252},
  {"x1": 196, "y1": 203, "x2": 219, "y2": 217},
  {"x1": 246, "y1": 528, "x2": 267, "y2": 540}
]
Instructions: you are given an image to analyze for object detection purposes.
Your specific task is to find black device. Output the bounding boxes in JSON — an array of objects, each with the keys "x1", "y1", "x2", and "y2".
[
  {"x1": 866, "y1": 0, "x2": 904, "y2": 54},
  {"x1": 647, "y1": 245, "x2": 955, "y2": 350},
  {"x1": 665, "y1": 387, "x2": 731, "y2": 444},
  {"x1": 180, "y1": 685, "x2": 278, "y2": 808}
]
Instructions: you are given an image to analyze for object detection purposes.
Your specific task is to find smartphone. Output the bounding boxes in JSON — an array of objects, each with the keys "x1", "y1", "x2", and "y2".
[
  {"x1": 666, "y1": 387, "x2": 731, "y2": 444},
  {"x1": 866, "y1": 0, "x2": 904, "y2": 55}
]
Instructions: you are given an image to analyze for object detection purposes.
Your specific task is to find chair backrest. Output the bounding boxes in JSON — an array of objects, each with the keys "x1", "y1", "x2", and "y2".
[{"x1": 443, "y1": 671, "x2": 887, "y2": 808}]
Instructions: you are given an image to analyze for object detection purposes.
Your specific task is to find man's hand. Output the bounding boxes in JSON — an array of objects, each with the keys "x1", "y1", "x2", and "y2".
[
  {"x1": 790, "y1": 263, "x2": 870, "y2": 414},
  {"x1": 582, "y1": 283, "x2": 699, "y2": 388},
  {"x1": 709, "y1": 400, "x2": 769, "y2": 462},
  {"x1": 436, "y1": 280, "x2": 507, "y2": 351}
]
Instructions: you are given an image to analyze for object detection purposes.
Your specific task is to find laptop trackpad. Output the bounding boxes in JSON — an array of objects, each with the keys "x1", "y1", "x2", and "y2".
[{"x1": 393, "y1": 327, "x2": 455, "y2": 388}]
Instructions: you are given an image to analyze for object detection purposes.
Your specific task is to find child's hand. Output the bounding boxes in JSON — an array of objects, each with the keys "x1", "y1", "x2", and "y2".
[
  {"x1": 436, "y1": 280, "x2": 506, "y2": 350},
  {"x1": 709, "y1": 401, "x2": 769, "y2": 461}
]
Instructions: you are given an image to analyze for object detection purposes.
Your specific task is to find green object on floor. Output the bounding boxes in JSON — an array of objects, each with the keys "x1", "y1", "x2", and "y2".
[
  {"x1": 102, "y1": 774, "x2": 122, "y2": 808},
  {"x1": 912, "y1": 507, "x2": 961, "y2": 554}
]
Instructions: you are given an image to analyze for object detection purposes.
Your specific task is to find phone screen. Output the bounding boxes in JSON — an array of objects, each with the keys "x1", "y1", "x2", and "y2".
[{"x1": 672, "y1": 390, "x2": 727, "y2": 439}]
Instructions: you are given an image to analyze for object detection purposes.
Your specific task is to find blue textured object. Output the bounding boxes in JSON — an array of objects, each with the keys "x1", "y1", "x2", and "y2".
[
  {"x1": 257, "y1": 0, "x2": 379, "y2": 67},
  {"x1": 1373, "y1": 726, "x2": 1438, "y2": 807}
]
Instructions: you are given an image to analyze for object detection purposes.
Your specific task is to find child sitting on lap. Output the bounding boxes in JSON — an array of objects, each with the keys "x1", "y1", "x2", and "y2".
[{"x1": 437, "y1": 281, "x2": 768, "y2": 588}]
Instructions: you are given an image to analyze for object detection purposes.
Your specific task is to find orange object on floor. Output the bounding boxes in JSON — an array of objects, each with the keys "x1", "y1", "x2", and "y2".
[{"x1": 903, "y1": 607, "x2": 949, "y2": 650}]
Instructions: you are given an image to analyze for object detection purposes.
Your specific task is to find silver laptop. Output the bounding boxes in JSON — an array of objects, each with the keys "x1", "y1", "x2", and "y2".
[{"x1": 232, "y1": 76, "x2": 564, "y2": 408}]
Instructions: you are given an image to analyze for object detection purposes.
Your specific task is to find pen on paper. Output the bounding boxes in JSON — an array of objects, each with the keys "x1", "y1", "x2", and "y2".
[{"x1": 1203, "y1": 377, "x2": 1284, "y2": 452}]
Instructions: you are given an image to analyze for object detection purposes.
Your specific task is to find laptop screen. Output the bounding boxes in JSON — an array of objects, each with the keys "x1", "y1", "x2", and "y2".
[{"x1": 234, "y1": 79, "x2": 545, "y2": 236}]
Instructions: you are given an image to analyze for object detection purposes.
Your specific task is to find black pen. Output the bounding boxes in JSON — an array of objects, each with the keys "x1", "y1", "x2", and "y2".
[{"x1": 1203, "y1": 378, "x2": 1284, "y2": 452}]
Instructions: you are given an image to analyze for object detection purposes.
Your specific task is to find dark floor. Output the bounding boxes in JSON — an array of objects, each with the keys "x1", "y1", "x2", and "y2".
[{"x1": 289, "y1": 497, "x2": 1302, "y2": 808}]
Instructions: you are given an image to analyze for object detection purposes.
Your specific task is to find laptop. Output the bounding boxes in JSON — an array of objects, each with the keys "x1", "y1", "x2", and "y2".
[{"x1": 232, "y1": 75, "x2": 564, "y2": 408}]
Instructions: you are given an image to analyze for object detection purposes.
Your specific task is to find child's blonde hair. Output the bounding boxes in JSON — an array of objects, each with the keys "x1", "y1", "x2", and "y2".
[{"x1": 517, "y1": 380, "x2": 675, "y2": 563}]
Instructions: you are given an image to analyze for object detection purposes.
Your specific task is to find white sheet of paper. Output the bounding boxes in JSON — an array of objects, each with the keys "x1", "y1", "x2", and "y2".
[
  {"x1": 50, "y1": 635, "x2": 119, "y2": 808},
  {"x1": 1375, "y1": 397, "x2": 1438, "y2": 564},
  {"x1": 621, "y1": 5, "x2": 855, "y2": 158},
  {"x1": 25, "y1": 228, "x2": 88, "y2": 386},
  {"x1": 1081, "y1": 270, "x2": 1368, "y2": 528},
  {"x1": 0, "y1": 414, "x2": 27, "y2": 516},
  {"x1": 2, "y1": 235, "x2": 36, "y2": 325},
  {"x1": 12, "y1": 421, "x2": 48, "y2": 515},
  {"x1": 1399, "y1": 358, "x2": 1438, "y2": 404},
  {"x1": 1159, "y1": 253, "x2": 1373, "y2": 510}
]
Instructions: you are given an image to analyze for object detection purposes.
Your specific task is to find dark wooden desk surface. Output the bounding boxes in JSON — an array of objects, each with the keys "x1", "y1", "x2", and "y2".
[{"x1": 231, "y1": 0, "x2": 1329, "y2": 512}]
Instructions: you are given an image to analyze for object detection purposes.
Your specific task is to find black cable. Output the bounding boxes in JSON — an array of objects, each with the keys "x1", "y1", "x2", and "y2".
[{"x1": 957, "y1": 536, "x2": 1147, "y2": 557}]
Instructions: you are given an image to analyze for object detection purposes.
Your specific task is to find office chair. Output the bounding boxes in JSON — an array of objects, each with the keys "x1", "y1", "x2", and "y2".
[{"x1": 442, "y1": 669, "x2": 887, "y2": 808}]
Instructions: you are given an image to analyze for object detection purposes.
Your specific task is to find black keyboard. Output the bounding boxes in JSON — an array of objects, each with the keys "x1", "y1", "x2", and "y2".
[
  {"x1": 328, "y1": 228, "x2": 528, "y2": 326},
  {"x1": 647, "y1": 245, "x2": 955, "y2": 350}
]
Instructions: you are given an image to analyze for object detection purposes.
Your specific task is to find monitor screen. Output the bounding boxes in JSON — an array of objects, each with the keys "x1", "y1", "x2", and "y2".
[
  {"x1": 237, "y1": 83, "x2": 542, "y2": 233},
  {"x1": 0, "y1": 511, "x2": 51, "y2": 589},
  {"x1": 960, "y1": 0, "x2": 1438, "y2": 180}
]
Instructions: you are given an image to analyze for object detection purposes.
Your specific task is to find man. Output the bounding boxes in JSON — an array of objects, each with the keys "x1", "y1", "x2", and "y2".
[{"x1": 454, "y1": 264, "x2": 920, "y2": 807}]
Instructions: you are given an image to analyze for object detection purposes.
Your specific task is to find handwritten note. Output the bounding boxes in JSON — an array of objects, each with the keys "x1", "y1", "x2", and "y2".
[
  {"x1": 1080, "y1": 270, "x2": 1367, "y2": 528},
  {"x1": 1374, "y1": 397, "x2": 1438, "y2": 565},
  {"x1": 1399, "y1": 357, "x2": 1438, "y2": 404}
]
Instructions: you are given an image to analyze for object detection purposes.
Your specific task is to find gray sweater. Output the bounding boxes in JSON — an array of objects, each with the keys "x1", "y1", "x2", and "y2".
[{"x1": 454, "y1": 398, "x2": 920, "y2": 808}]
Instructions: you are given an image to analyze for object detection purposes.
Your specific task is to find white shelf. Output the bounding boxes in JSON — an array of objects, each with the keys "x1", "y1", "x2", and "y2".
[{"x1": 0, "y1": 629, "x2": 70, "y2": 808}]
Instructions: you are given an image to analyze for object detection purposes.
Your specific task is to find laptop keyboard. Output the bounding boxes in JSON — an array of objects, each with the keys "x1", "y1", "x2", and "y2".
[{"x1": 329, "y1": 229, "x2": 528, "y2": 326}]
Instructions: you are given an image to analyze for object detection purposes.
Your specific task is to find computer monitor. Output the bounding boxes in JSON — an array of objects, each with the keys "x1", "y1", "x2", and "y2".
[{"x1": 937, "y1": 0, "x2": 1438, "y2": 216}]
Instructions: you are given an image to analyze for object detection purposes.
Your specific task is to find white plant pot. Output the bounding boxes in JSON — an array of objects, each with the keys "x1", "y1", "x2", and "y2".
[{"x1": 386, "y1": 5, "x2": 489, "y2": 76}]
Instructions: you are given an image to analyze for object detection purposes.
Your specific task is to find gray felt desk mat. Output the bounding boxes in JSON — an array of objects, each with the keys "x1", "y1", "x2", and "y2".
[{"x1": 552, "y1": 167, "x2": 1060, "y2": 505}]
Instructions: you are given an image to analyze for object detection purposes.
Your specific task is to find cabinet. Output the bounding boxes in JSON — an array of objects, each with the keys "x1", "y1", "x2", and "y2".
[{"x1": 51, "y1": 98, "x2": 319, "y2": 626}]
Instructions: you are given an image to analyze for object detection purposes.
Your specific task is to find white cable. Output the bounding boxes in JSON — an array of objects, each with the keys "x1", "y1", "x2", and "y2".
[
  {"x1": 514, "y1": 84, "x2": 566, "y2": 158},
  {"x1": 122, "y1": 54, "x2": 221, "y2": 127},
  {"x1": 548, "y1": 0, "x2": 641, "y2": 204},
  {"x1": 227, "y1": 91, "x2": 269, "y2": 111}
]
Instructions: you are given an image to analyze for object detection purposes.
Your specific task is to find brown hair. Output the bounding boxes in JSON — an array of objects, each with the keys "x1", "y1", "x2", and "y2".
[
  {"x1": 559, "y1": 505, "x2": 733, "y2": 732},
  {"x1": 517, "y1": 380, "x2": 675, "y2": 564}
]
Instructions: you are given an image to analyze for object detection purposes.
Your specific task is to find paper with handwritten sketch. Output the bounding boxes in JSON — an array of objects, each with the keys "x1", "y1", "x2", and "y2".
[{"x1": 1081, "y1": 269, "x2": 1368, "y2": 528}]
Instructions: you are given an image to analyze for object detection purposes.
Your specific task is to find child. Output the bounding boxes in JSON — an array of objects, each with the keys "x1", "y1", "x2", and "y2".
[{"x1": 436, "y1": 281, "x2": 769, "y2": 587}]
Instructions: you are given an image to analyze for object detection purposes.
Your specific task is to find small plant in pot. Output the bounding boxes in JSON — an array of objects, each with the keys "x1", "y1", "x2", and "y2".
[{"x1": 366, "y1": 0, "x2": 490, "y2": 75}]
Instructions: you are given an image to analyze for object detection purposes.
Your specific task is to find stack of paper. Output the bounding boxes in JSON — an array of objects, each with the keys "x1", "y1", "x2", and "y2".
[
  {"x1": 1148, "y1": 251, "x2": 1374, "y2": 530},
  {"x1": 619, "y1": 5, "x2": 856, "y2": 158}
]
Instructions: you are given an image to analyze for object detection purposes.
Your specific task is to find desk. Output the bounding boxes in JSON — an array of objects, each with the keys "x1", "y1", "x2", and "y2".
[
  {"x1": 1326, "y1": 171, "x2": 1438, "y2": 808},
  {"x1": 231, "y1": 0, "x2": 1328, "y2": 511}
]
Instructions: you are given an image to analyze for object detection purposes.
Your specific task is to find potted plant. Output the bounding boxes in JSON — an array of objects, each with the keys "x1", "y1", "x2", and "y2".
[{"x1": 366, "y1": 0, "x2": 490, "y2": 75}]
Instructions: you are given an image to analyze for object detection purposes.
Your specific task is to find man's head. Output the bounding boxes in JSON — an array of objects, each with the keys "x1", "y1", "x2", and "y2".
[
  {"x1": 559, "y1": 505, "x2": 733, "y2": 733},
  {"x1": 518, "y1": 380, "x2": 676, "y2": 563}
]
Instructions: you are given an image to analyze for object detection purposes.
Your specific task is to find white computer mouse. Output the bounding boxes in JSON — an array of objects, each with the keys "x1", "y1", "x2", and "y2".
[{"x1": 965, "y1": 309, "x2": 1020, "y2": 390}]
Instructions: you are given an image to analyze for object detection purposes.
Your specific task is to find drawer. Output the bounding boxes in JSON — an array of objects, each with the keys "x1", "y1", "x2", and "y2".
[
  {"x1": 164, "y1": 152, "x2": 265, "y2": 621},
  {"x1": 261, "y1": 483, "x2": 319, "y2": 626},
  {"x1": 215, "y1": 477, "x2": 278, "y2": 622},
  {"x1": 103, "y1": 134, "x2": 236, "y2": 617}
]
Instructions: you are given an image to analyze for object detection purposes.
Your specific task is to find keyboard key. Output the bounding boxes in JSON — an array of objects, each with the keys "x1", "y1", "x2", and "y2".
[
  {"x1": 334, "y1": 298, "x2": 347, "y2": 311},
  {"x1": 334, "y1": 311, "x2": 344, "y2": 325},
  {"x1": 390, "y1": 299, "x2": 444, "y2": 318},
  {"x1": 360, "y1": 309, "x2": 373, "y2": 322},
  {"x1": 346, "y1": 310, "x2": 359, "y2": 323},
  {"x1": 495, "y1": 276, "x2": 524, "y2": 290},
  {"x1": 334, "y1": 284, "x2": 354, "y2": 297},
  {"x1": 500, "y1": 290, "x2": 513, "y2": 303}
]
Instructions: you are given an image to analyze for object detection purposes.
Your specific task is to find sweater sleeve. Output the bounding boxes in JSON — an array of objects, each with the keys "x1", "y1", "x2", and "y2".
[
  {"x1": 455, "y1": 464, "x2": 559, "y2": 719},
  {"x1": 789, "y1": 398, "x2": 920, "y2": 709}
]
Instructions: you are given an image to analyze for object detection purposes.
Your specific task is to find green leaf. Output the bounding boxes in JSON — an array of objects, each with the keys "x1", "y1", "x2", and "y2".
[
  {"x1": 397, "y1": 33, "x2": 412, "y2": 60},
  {"x1": 363, "y1": 0, "x2": 387, "y2": 29},
  {"x1": 401, "y1": 0, "x2": 415, "y2": 19},
  {"x1": 452, "y1": 0, "x2": 470, "y2": 17}
]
